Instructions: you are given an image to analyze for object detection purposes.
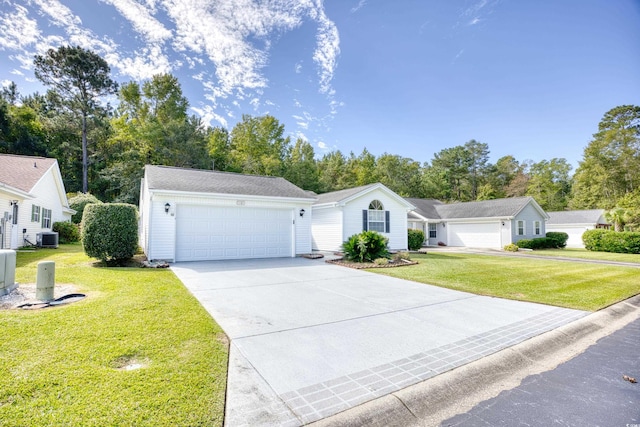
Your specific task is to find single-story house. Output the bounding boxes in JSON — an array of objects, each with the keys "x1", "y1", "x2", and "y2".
[
  {"x1": 139, "y1": 165, "x2": 316, "y2": 262},
  {"x1": 407, "y1": 196, "x2": 549, "y2": 249},
  {"x1": 0, "y1": 154, "x2": 75, "y2": 249},
  {"x1": 546, "y1": 209, "x2": 610, "y2": 248},
  {"x1": 311, "y1": 183, "x2": 415, "y2": 251}
]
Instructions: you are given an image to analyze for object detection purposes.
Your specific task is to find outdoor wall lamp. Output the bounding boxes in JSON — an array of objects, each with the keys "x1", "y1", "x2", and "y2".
[
  {"x1": 10, "y1": 200, "x2": 18, "y2": 206},
  {"x1": 164, "y1": 203, "x2": 171, "y2": 214},
  {"x1": 299, "y1": 209, "x2": 305, "y2": 217},
  {"x1": 502, "y1": 221, "x2": 505, "y2": 226}
]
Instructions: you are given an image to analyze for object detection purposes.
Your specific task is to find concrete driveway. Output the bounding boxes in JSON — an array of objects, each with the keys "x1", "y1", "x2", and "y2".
[{"x1": 171, "y1": 257, "x2": 587, "y2": 426}]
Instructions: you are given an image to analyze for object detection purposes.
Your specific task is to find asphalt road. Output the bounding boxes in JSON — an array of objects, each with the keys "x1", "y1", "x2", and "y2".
[{"x1": 441, "y1": 317, "x2": 640, "y2": 427}]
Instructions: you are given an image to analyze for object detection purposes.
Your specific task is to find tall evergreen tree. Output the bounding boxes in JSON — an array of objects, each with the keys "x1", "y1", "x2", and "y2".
[{"x1": 34, "y1": 46, "x2": 118, "y2": 193}]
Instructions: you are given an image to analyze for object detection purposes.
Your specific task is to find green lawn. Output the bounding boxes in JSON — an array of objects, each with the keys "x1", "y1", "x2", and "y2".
[
  {"x1": 522, "y1": 248, "x2": 640, "y2": 263},
  {"x1": 0, "y1": 245, "x2": 227, "y2": 426},
  {"x1": 369, "y1": 253, "x2": 640, "y2": 311}
]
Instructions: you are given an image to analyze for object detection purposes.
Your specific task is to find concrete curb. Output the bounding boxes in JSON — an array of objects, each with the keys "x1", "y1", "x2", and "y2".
[{"x1": 309, "y1": 294, "x2": 640, "y2": 427}]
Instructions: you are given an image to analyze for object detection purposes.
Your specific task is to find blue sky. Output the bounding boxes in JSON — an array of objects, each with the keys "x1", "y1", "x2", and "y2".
[{"x1": 1, "y1": 0, "x2": 639, "y2": 171}]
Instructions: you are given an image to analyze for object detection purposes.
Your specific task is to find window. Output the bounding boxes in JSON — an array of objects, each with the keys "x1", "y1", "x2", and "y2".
[
  {"x1": 367, "y1": 200, "x2": 386, "y2": 233},
  {"x1": 42, "y1": 208, "x2": 52, "y2": 229},
  {"x1": 31, "y1": 205, "x2": 41, "y2": 222},
  {"x1": 517, "y1": 220, "x2": 525, "y2": 236},
  {"x1": 428, "y1": 223, "x2": 437, "y2": 239},
  {"x1": 534, "y1": 220, "x2": 541, "y2": 235}
]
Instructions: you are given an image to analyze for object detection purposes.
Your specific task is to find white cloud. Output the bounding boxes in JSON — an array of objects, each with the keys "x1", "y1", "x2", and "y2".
[
  {"x1": 0, "y1": 5, "x2": 40, "y2": 51},
  {"x1": 312, "y1": 7, "x2": 340, "y2": 95},
  {"x1": 350, "y1": 0, "x2": 367, "y2": 13},
  {"x1": 109, "y1": 44, "x2": 172, "y2": 80},
  {"x1": 101, "y1": 0, "x2": 172, "y2": 43},
  {"x1": 10, "y1": 69, "x2": 25, "y2": 76},
  {"x1": 192, "y1": 104, "x2": 228, "y2": 128},
  {"x1": 469, "y1": 17, "x2": 480, "y2": 25},
  {"x1": 295, "y1": 62, "x2": 302, "y2": 73},
  {"x1": 317, "y1": 141, "x2": 327, "y2": 149},
  {"x1": 32, "y1": 0, "x2": 82, "y2": 27}
]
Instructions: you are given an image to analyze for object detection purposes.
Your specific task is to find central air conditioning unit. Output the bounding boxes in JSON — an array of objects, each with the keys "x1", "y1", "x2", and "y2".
[{"x1": 37, "y1": 232, "x2": 59, "y2": 248}]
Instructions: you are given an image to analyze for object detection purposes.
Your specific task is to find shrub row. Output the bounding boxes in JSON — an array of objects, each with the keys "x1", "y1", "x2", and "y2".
[
  {"x1": 582, "y1": 229, "x2": 640, "y2": 254},
  {"x1": 52, "y1": 221, "x2": 80, "y2": 244},
  {"x1": 516, "y1": 232, "x2": 568, "y2": 250},
  {"x1": 407, "y1": 229, "x2": 425, "y2": 251}
]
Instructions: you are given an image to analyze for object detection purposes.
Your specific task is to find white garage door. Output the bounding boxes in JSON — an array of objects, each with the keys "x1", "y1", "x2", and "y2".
[
  {"x1": 176, "y1": 205, "x2": 293, "y2": 261},
  {"x1": 448, "y1": 222, "x2": 501, "y2": 248},
  {"x1": 547, "y1": 226, "x2": 588, "y2": 248}
]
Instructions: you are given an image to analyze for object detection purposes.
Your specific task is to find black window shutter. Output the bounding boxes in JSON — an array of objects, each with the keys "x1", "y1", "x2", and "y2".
[
  {"x1": 362, "y1": 210, "x2": 368, "y2": 231},
  {"x1": 385, "y1": 210, "x2": 390, "y2": 233}
]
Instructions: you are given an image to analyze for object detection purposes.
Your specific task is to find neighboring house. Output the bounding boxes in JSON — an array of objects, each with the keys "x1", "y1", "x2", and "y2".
[
  {"x1": 311, "y1": 183, "x2": 415, "y2": 252},
  {"x1": 546, "y1": 209, "x2": 610, "y2": 248},
  {"x1": 139, "y1": 165, "x2": 316, "y2": 262},
  {"x1": 407, "y1": 196, "x2": 549, "y2": 249},
  {"x1": 0, "y1": 154, "x2": 75, "y2": 249}
]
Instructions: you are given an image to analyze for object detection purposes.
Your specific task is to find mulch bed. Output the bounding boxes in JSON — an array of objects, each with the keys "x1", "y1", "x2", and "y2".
[{"x1": 326, "y1": 258, "x2": 418, "y2": 269}]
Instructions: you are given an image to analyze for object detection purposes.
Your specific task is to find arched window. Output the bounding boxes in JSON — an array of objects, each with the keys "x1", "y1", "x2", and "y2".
[{"x1": 365, "y1": 200, "x2": 387, "y2": 233}]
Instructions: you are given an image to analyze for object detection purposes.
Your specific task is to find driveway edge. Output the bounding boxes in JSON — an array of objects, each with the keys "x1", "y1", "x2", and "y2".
[{"x1": 309, "y1": 294, "x2": 640, "y2": 427}]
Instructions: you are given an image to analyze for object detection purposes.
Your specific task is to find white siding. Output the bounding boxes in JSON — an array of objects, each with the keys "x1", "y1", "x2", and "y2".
[
  {"x1": 1, "y1": 164, "x2": 72, "y2": 249},
  {"x1": 295, "y1": 207, "x2": 312, "y2": 254},
  {"x1": 342, "y1": 189, "x2": 409, "y2": 250},
  {"x1": 311, "y1": 207, "x2": 342, "y2": 251}
]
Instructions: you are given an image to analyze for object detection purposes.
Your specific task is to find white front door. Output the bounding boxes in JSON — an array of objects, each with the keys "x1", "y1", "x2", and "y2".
[{"x1": 175, "y1": 205, "x2": 293, "y2": 261}]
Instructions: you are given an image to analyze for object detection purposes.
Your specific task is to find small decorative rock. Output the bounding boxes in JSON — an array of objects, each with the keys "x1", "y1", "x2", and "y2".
[{"x1": 141, "y1": 260, "x2": 170, "y2": 268}]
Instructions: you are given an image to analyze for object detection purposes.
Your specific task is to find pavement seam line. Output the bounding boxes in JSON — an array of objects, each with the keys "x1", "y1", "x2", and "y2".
[{"x1": 232, "y1": 294, "x2": 479, "y2": 339}]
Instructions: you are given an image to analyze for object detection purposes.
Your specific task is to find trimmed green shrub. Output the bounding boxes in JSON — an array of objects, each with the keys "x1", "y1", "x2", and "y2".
[
  {"x1": 546, "y1": 232, "x2": 569, "y2": 248},
  {"x1": 82, "y1": 203, "x2": 138, "y2": 264},
  {"x1": 515, "y1": 239, "x2": 534, "y2": 249},
  {"x1": 582, "y1": 229, "x2": 608, "y2": 251},
  {"x1": 584, "y1": 229, "x2": 640, "y2": 254},
  {"x1": 342, "y1": 231, "x2": 389, "y2": 263},
  {"x1": 69, "y1": 192, "x2": 103, "y2": 224},
  {"x1": 53, "y1": 221, "x2": 80, "y2": 244},
  {"x1": 374, "y1": 258, "x2": 389, "y2": 266},
  {"x1": 517, "y1": 236, "x2": 565, "y2": 250},
  {"x1": 503, "y1": 243, "x2": 519, "y2": 252},
  {"x1": 407, "y1": 229, "x2": 425, "y2": 251}
]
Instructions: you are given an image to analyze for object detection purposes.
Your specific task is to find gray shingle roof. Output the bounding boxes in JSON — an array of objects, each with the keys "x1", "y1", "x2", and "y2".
[
  {"x1": 313, "y1": 183, "x2": 381, "y2": 205},
  {"x1": 547, "y1": 209, "x2": 608, "y2": 225},
  {"x1": 0, "y1": 154, "x2": 57, "y2": 193},
  {"x1": 406, "y1": 196, "x2": 540, "y2": 220},
  {"x1": 144, "y1": 165, "x2": 315, "y2": 200},
  {"x1": 405, "y1": 198, "x2": 444, "y2": 219}
]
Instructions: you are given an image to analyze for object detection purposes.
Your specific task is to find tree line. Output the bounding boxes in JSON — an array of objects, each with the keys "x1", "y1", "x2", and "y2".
[{"x1": 0, "y1": 46, "x2": 638, "y2": 228}]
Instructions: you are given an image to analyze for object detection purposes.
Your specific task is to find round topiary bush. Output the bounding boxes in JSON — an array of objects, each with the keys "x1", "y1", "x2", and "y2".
[
  {"x1": 342, "y1": 231, "x2": 389, "y2": 263},
  {"x1": 503, "y1": 243, "x2": 519, "y2": 252},
  {"x1": 69, "y1": 192, "x2": 103, "y2": 224},
  {"x1": 82, "y1": 203, "x2": 138, "y2": 264},
  {"x1": 407, "y1": 229, "x2": 425, "y2": 251},
  {"x1": 53, "y1": 221, "x2": 80, "y2": 243}
]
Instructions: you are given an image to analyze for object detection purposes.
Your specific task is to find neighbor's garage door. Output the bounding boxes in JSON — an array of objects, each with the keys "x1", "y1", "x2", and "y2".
[
  {"x1": 547, "y1": 226, "x2": 587, "y2": 248},
  {"x1": 175, "y1": 205, "x2": 292, "y2": 261},
  {"x1": 448, "y1": 222, "x2": 501, "y2": 248}
]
